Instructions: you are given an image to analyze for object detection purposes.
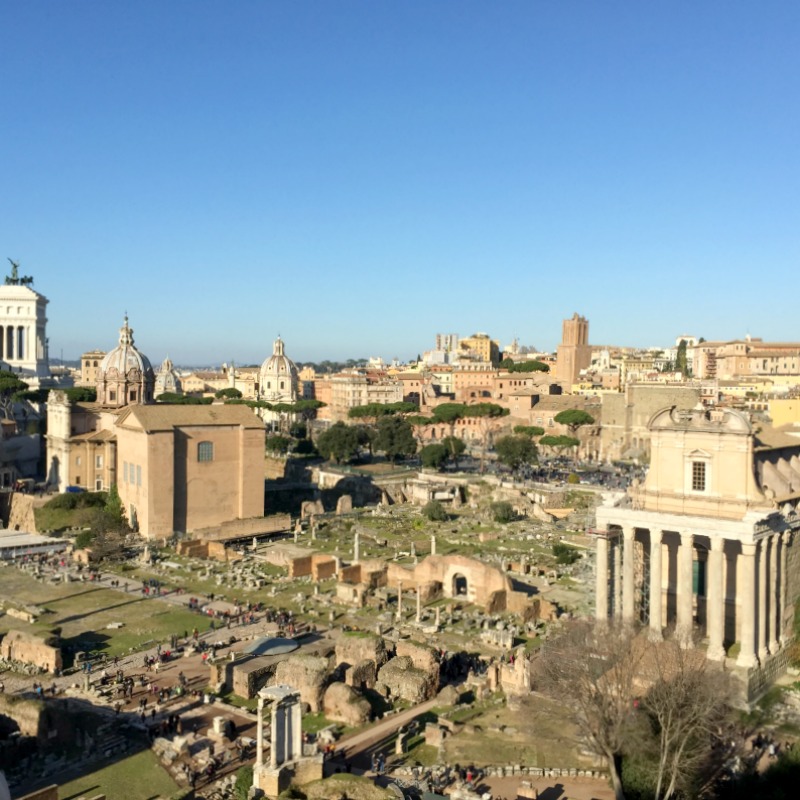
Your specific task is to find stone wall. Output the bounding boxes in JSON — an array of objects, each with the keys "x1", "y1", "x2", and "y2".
[
  {"x1": 194, "y1": 513, "x2": 291, "y2": 542},
  {"x1": 7, "y1": 492, "x2": 37, "y2": 533},
  {"x1": 0, "y1": 630, "x2": 62, "y2": 673},
  {"x1": 273, "y1": 654, "x2": 330, "y2": 712},
  {"x1": 15, "y1": 787, "x2": 60, "y2": 800},
  {"x1": 335, "y1": 632, "x2": 388, "y2": 670},
  {"x1": 322, "y1": 682, "x2": 371, "y2": 726}
]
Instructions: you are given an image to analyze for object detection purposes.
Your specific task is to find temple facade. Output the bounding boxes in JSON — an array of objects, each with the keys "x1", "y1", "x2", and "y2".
[{"x1": 595, "y1": 405, "x2": 800, "y2": 697}]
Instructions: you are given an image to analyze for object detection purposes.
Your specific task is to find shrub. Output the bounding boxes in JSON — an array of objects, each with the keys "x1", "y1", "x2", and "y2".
[
  {"x1": 567, "y1": 472, "x2": 580, "y2": 485},
  {"x1": 553, "y1": 542, "x2": 581, "y2": 564},
  {"x1": 422, "y1": 500, "x2": 448, "y2": 522},
  {"x1": 74, "y1": 530, "x2": 95, "y2": 549},
  {"x1": 491, "y1": 501, "x2": 515, "y2": 523}
]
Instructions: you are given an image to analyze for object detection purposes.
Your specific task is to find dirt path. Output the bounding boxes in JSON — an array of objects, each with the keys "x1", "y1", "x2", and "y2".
[{"x1": 337, "y1": 697, "x2": 438, "y2": 758}]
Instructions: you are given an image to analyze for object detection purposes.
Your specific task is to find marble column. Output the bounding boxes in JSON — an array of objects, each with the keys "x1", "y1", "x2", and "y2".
[
  {"x1": 416, "y1": 584, "x2": 422, "y2": 622},
  {"x1": 596, "y1": 533, "x2": 610, "y2": 623},
  {"x1": 757, "y1": 539, "x2": 769, "y2": 660},
  {"x1": 622, "y1": 527, "x2": 635, "y2": 623},
  {"x1": 256, "y1": 694, "x2": 265, "y2": 769},
  {"x1": 737, "y1": 542, "x2": 758, "y2": 668},
  {"x1": 613, "y1": 537, "x2": 622, "y2": 618},
  {"x1": 648, "y1": 529, "x2": 663, "y2": 640},
  {"x1": 396, "y1": 581, "x2": 403, "y2": 620},
  {"x1": 676, "y1": 531, "x2": 694, "y2": 646},
  {"x1": 354, "y1": 531, "x2": 360, "y2": 563},
  {"x1": 780, "y1": 532, "x2": 791, "y2": 645},
  {"x1": 291, "y1": 696, "x2": 302, "y2": 761},
  {"x1": 769, "y1": 535, "x2": 780, "y2": 654},
  {"x1": 706, "y1": 536, "x2": 726, "y2": 661}
]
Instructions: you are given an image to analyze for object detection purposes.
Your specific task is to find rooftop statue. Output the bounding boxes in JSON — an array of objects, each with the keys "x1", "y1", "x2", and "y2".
[{"x1": 5, "y1": 258, "x2": 34, "y2": 286}]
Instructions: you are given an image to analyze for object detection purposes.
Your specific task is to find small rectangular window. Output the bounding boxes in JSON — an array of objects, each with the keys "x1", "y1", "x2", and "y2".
[
  {"x1": 197, "y1": 441, "x2": 214, "y2": 462},
  {"x1": 96, "y1": 455, "x2": 103, "y2": 469},
  {"x1": 136, "y1": 465, "x2": 142, "y2": 487},
  {"x1": 692, "y1": 461, "x2": 706, "y2": 492}
]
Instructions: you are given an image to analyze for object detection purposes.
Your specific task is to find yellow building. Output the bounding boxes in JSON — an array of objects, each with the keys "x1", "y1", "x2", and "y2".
[{"x1": 458, "y1": 333, "x2": 500, "y2": 366}]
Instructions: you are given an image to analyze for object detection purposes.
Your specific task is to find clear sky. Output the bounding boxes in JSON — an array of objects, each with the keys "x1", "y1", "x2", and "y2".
[{"x1": 2, "y1": 1, "x2": 798, "y2": 365}]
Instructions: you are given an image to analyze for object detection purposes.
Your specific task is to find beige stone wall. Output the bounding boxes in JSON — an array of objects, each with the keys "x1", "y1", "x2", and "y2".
[
  {"x1": 7, "y1": 492, "x2": 36, "y2": 532},
  {"x1": 117, "y1": 419, "x2": 265, "y2": 538},
  {"x1": 0, "y1": 630, "x2": 62, "y2": 673}
]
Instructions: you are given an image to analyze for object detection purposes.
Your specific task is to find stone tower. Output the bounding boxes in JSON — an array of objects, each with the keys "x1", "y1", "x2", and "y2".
[{"x1": 555, "y1": 313, "x2": 592, "y2": 386}]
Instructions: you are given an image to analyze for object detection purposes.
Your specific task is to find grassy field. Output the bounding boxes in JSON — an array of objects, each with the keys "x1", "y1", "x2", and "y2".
[
  {"x1": 0, "y1": 567, "x2": 217, "y2": 662},
  {"x1": 441, "y1": 693, "x2": 594, "y2": 769},
  {"x1": 58, "y1": 749, "x2": 181, "y2": 800}
]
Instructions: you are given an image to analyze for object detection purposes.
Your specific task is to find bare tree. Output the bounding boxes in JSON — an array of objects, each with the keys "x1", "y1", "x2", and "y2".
[
  {"x1": 537, "y1": 620, "x2": 644, "y2": 800},
  {"x1": 638, "y1": 640, "x2": 732, "y2": 799}
]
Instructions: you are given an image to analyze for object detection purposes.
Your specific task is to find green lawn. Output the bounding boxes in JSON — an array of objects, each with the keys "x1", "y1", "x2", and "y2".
[
  {"x1": 0, "y1": 569, "x2": 217, "y2": 663},
  {"x1": 58, "y1": 749, "x2": 181, "y2": 800}
]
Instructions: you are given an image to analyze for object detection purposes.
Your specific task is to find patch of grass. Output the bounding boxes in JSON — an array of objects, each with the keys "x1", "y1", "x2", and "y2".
[
  {"x1": 302, "y1": 712, "x2": 338, "y2": 734},
  {"x1": 57, "y1": 749, "x2": 180, "y2": 800}
]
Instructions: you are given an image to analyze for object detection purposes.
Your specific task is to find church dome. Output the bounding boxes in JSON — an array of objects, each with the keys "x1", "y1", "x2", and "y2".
[
  {"x1": 100, "y1": 315, "x2": 154, "y2": 378},
  {"x1": 96, "y1": 315, "x2": 155, "y2": 407},
  {"x1": 259, "y1": 337, "x2": 298, "y2": 403},
  {"x1": 155, "y1": 355, "x2": 182, "y2": 397}
]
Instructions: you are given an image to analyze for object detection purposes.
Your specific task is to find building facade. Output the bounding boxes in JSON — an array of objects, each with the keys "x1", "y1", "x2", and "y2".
[
  {"x1": 115, "y1": 404, "x2": 265, "y2": 539},
  {"x1": 0, "y1": 263, "x2": 51, "y2": 382},
  {"x1": 595, "y1": 405, "x2": 800, "y2": 697}
]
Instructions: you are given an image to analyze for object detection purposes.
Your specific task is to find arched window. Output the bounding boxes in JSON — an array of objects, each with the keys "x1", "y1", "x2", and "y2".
[{"x1": 198, "y1": 441, "x2": 214, "y2": 462}]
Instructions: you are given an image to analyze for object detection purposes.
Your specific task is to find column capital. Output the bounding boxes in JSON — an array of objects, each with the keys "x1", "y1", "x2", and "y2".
[
  {"x1": 680, "y1": 530, "x2": 694, "y2": 544},
  {"x1": 651, "y1": 528, "x2": 663, "y2": 543},
  {"x1": 622, "y1": 526, "x2": 636, "y2": 540},
  {"x1": 741, "y1": 541, "x2": 757, "y2": 557}
]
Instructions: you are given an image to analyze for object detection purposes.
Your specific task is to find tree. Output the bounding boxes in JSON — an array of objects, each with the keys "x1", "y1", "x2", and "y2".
[
  {"x1": 104, "y1": 484, "x2": 126, "y2": 526},
  {"x1": 430, "y1": 402, "x2": 468, "y2": 437},
  {"x1": 422, "y1": 500, "x2": 448, "y2": 521},
  {"x1": 675, "y1": 339, "x2": 689, "y2": 377},
  {"x1": 537, "y1": 621, "x2": 645, "y2": 800},
  {"x1": 441, "y1": 435, "x2": 466, "y2": 468},
  {"x1": 64, "y1": 386, "x2": 98, "y2": 403},
  {"x1": 266, "y1": 434, "x2": 293, "y2": 455},
  {"x1": 420, "y1": 443, "x2": 449, "y2": 470},
  {"x1": 215, "y1": 387, "x2": 243, "y2": 400},
  {"x1": 501, "y1": 359, "x2": 550, "y2": 373},
  {"x1": 465, "y1": 403, "x2": 510, "y2": 472},
  {"x1": 490, "y1": 501, "x2": 515, "y2": 523},
  {"x1": 494, "y1": 434, "x2": 537, "y2": 473},
  {"x1": 316, "y1": 422, "x2": 361, "y2": 464},
  {"x1": 554, "y1": 409, "x2": 596, "y2": 436},
  {"x1": 514, "y1": 425, "x2": 545, "y2": 437},
  {"x1": 633, "y1": 641, "x2": 731, "y2": 799},
  {"x1": 539, "y1": 434, "x2": 580, "y2": 456},
  {"x1": 373, "y1": 415, "x2": 417, "y2": 463},
  {"x1": 0, "y1": 370, "x2": 29, "y2": 418}
]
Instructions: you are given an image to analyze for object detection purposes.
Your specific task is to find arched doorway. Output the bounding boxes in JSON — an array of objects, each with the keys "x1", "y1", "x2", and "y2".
[{"x1": 453, "y1": 574, "x2": 468, "y2": 596}]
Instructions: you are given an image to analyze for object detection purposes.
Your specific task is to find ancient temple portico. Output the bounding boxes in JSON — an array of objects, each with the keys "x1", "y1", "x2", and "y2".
[{"x1": 595, "y1": 405, "x2": 800, "y2": 696}]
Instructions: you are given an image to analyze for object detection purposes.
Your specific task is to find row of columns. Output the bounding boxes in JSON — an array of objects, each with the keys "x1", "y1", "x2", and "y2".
[
  {"x1": 0, "y1": 324, "x2": 29, "y2": 361},
  {"x1": 596, "y1": 527, "x2": 792, "y2": 668}
]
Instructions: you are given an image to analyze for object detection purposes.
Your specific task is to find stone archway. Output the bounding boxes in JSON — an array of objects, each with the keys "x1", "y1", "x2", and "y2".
[{"x1": 453, "y1": 573, "x2": 468, "y2": 596}]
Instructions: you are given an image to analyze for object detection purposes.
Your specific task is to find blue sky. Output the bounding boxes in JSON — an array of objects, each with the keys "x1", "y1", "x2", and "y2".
[{"x1": 2, "y1": 2, "x2": 798, "y2": 365}]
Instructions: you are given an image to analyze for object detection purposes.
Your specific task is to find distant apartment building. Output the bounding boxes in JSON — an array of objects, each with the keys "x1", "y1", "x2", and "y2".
[
  {"x1": 458, "y1": 333, "x2": 500, "y2": 366},
  {"x1": 692, "y1": 337, "x2": 800, "y2": 380},
  {"x1": 312, "y1": 371, "x2": 404, "y2": 423},
  {"x1": 79, "y1": 350, "x2": 107, "y2": 387}
]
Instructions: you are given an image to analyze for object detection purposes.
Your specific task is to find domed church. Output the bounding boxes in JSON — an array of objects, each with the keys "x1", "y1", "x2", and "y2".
[
  {"x1": 258, "y1": 336, "x2": 298, "y2": 405},
  {"x1": 96, "y1": 315, "x2": 155, "y2": 407}
]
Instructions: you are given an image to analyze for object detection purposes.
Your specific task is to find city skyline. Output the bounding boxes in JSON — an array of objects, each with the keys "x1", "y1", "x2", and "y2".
[{"x1": 2, "y1": 2, "x2": 798, "y2": 363}]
